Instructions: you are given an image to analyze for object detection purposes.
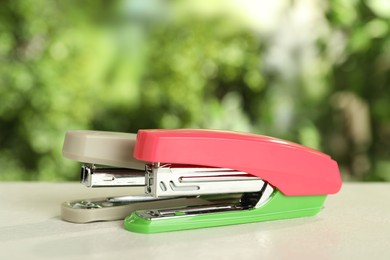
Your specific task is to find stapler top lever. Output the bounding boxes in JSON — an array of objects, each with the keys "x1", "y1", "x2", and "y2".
[
  {"x1": 62, "y1": 129, "x2": 341, "y2": 233},
  {"x1": 134, "y1": 129, "x2": 341, "y2": 196}
]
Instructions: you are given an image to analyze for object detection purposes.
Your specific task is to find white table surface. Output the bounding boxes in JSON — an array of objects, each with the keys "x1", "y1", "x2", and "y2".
[{"x1": 0, "y1": 182, "x2": 389, "y2": 259}]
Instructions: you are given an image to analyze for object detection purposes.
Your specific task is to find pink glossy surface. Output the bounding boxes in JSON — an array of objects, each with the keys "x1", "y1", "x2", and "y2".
[{"x1": 134, "y1": 129, "x2": 342, "y2": 196}]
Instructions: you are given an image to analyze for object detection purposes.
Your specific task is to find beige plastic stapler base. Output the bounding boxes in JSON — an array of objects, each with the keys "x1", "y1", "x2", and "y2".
[{"x1": 61, "y1": 197, "x2": 235, "y2": 223}]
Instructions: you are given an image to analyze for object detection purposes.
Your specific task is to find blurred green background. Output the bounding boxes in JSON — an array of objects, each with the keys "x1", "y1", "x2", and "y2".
[{"x1": 0, "y1": 0, "x2": 389, "y2": 182}]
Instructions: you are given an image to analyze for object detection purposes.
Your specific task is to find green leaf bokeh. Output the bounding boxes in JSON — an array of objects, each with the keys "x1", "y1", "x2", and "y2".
[{"x1": 1, "y1": 0, "x2": 389, "y2": 181}]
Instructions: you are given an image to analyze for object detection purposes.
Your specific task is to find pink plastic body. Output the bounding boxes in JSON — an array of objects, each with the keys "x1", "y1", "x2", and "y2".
[{"x1": 134, "y1": 129, "x2": 342, "y2": 196}]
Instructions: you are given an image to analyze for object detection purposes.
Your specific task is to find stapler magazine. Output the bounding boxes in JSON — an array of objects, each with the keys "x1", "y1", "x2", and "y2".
[{"x1": 61, "y1": 129, "x2": 342, "y2": 233}]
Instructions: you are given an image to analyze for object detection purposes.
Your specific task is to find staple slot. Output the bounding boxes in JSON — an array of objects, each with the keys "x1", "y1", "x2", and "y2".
[
  {"x1": 169, "y1": 181, "x2": 199, "y2": 191},
  {"x1": 158, "y1": 204, "x2": 242, "y2": 216},
  {"x1": 159, "y1": 181, "x2": 167, "y2": 191},
  {"x1": 179, "y1": 174, "x2": 259, "y2": 183}
]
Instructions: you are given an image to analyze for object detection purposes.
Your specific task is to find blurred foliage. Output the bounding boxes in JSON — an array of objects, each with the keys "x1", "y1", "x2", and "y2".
[{"x1": 0, "y1": 0, "x2": 389, "y2": 181}]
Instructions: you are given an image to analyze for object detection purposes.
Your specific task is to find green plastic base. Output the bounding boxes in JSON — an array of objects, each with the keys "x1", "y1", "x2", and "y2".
[{"x1": 124, "y1": 191, "x2": 326, "y2": 233}]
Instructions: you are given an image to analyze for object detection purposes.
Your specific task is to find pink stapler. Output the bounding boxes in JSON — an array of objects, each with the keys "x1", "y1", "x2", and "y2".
[{"x1": 61, "y1": 129, "x2": 341, "y2": 233}]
